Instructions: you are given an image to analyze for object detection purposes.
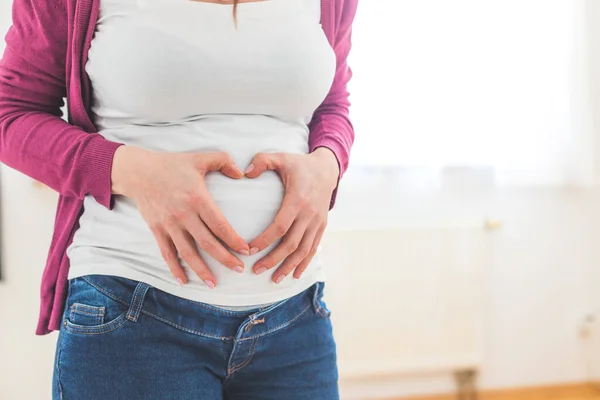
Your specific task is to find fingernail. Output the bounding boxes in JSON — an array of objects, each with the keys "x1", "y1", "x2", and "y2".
[
  {"x1": 250, "y1": 247, "x2": 259, "y2": 255},
  {"x1": 204, "y1": 280, "x2": 215, "y2": 289},
  {"x1": 233, "y1": 266, "x2": 244, "y2": 273},
  {"x1": 255, "y1": 267, "x2": 267, "y2": 275},
  {"x1": 245, "y1": 164, "x2": 254, "y2": 174},
  {"x1": 239, "y1": 249, "x2": 250, "y2": 256},
  {"x1": 275, "y1": 275, "x2": 285, "y2": 284},
  {"x1": 176, "y1": 277, "x2": 185, "y2": 286}
]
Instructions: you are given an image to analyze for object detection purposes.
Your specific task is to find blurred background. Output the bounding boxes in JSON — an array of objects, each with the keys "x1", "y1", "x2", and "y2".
[{"x1": 2, "y1": 0, "x2": 600, "y2": 399}]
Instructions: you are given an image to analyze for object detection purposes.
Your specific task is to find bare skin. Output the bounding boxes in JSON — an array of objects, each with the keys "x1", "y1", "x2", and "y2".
[{"x1": 111, "y1": 146, "x2": 339, "y2": 287}]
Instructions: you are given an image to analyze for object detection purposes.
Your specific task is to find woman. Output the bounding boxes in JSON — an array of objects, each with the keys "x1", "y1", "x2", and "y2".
[{"x1": 0, "y1": 0, "x2": 356, "y2": 398}]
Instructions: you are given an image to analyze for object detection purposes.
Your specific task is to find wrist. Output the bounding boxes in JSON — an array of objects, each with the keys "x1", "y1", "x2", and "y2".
[
  {"x1": 311, "y1": 147, "x2": 340, "y2": 190},
  {"x1": 111, "y1": 146, "x2": 146, "y2": 196}
]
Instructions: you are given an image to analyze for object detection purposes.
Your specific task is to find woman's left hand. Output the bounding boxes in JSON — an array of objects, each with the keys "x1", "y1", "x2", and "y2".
[{"x1": 244, "y1": 148, "x2": 340, "y2": 283}]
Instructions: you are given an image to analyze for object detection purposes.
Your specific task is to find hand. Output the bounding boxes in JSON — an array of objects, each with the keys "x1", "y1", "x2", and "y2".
[
  {"x1": 245, "y1": 147, "x2": 339, "y2": 283},
  {"x1": 111, "y1": 146, "x2": 250, "y2": 288}
]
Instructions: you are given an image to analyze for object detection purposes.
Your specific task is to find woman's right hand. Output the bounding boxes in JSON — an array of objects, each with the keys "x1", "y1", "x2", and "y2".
[{"x1": 110, "y1": 146, "x2": 250, "y2": 288}]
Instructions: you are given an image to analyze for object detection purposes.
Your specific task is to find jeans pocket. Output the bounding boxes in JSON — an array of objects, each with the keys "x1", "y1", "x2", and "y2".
[
  {"x1": 62, "y1": 276, "x2": 129, "y2": 335},
  {"x1": 69, "y1": 303, "x2": 105, "y2": 326}
]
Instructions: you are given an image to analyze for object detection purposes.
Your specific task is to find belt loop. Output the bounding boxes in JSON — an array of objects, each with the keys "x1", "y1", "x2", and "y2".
[
  {"x1": 311, "y1": 282, "x2": 323, "y2": 314},
  {"x1": 126, "y1": 282, "x2": 151, "y2": 323}
]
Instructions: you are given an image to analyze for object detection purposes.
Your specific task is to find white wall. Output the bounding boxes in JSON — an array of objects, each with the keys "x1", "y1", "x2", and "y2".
[
  {"x1": 0, "y1": 2, "x2": 61, "y2": 399},
  {"x1": 1, "y1": 1, "x2": 600, "y2": 400},
  {"x1": 586, "y1": 0, "x2": 600, "y2": 311},
  {"x1": 331, "y1": 187, "x2": 600, "y2": 399},
  {"x1": 0, "y1": 171, "x2": 59, "y2": 399},
  {"x1": 584, "y1": 0, "x2": 600, "y2": 384}
]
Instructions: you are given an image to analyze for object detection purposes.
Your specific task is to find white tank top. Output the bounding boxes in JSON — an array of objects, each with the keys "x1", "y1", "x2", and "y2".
[{"x1": 66, "y1": 0, "x2": 336, "y2": 307}]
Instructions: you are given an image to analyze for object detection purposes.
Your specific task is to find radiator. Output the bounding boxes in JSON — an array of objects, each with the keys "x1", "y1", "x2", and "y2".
[{"x1": 319, "y1": 221, "x2": 492, "y2": 381}]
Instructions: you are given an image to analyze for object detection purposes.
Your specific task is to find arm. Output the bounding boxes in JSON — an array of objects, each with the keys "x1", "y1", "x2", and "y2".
[
  {"x1": 0, "y1": 0, "x2": 123, "y2": 209},
  {"x1": 308, "y1": 0, "x2": 359, "y2": 209}
]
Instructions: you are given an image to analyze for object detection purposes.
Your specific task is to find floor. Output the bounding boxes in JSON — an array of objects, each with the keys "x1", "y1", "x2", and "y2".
[
  {"x1": 397, "y1": 384, "x2": 600, "y2": 400},
  {"x1": 481, "y1": 387, "x2": 600, "y2": 400}
]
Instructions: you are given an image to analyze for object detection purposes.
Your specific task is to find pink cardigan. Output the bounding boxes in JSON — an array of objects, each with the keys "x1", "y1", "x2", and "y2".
[{"x1": 0, "y1": 0, "x2": 357, "y2": 335}]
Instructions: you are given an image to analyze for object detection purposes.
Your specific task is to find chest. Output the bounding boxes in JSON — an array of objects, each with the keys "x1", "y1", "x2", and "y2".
[{"x1": 84, "y1": 0, "x2": 336, "y2": 123}]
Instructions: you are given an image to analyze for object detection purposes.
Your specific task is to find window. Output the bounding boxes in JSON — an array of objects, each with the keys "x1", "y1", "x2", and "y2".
[{"x1": 347, "y1": 0, "x2": 593, "y2": 186}]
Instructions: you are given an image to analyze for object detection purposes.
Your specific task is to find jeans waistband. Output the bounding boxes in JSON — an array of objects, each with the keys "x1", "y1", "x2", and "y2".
[{"x1": 79, "y1": 274, "x2": 326, "y2": 341}]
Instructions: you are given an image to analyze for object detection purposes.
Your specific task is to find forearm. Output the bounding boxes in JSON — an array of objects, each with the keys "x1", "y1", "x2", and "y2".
[
  {"x1": 0, "y1": 31, "x2": 123, "y2": 209},
  {"x1": 308, "y1": 2, "x2": 357, "y2": 208},
  {"x1": 0, "y1": 109, "x2": 123, "y2": 208}
]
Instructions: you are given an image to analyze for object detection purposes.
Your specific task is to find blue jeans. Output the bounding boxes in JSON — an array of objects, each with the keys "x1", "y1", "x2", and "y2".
[{"x1": 52, "y1": 274, "x2": 338, "y2": 399}]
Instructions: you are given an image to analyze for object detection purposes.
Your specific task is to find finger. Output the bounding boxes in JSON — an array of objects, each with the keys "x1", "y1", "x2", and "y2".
[
  {"x1": 152, "y1": 228, "x2": 188, "y2": 286},
  {"x1": 293, "y1": 224, "x2": 326, "y2": 280},
  {"x1": 272, "y1": 222, "x2": 319, "y2": 284},
  {"x1": 253, "y1": 218, "x2": 309, "y2": 275},
  {"x1": 184, "y1": 215, "x2": 245, "y2": 273},
  {"x1": 168, "y1": 227, "x2": 217, "y2": 288},
  {"x1": 245, "y1": 153, "x2": 283, "y2": 178},
  {"x1": 291, "y1": 248, "x2": 317, "y2": 281},
  {"x1": 189, "y1": 188, "x2": 249, "y2": 254},
  {"x1": 201, "y1": 152, "x2": 244, "y2": 179},
  {"x1": 248, "y1": 192, "x2": 298, "y2": 253}
]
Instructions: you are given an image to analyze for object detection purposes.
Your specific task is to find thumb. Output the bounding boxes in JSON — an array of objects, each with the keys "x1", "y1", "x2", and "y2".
[
  {"x1": 245, "y1": 153, "x2": 282, "y2": 179},
  {"x1": 202, "y1": 152, "x2": 244, "y2": 179}
]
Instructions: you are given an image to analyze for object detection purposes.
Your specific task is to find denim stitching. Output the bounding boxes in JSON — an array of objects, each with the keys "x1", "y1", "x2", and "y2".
[
  {"x1": 64, "y1": 314, "x2": 128, "y2": 335},
  {"x1": 67, "y1": 278, "x2": 73, "y2": 303},
  {"x1": 71, "y1": 303, "x2": 105, "y2": 312},
  {"x1": 56, "y1": 281, "x2": 70, "y2": 398},
  {"x1": 126, "y1": 283, "x2": 149, "y2": 322},
  {"x1": 311, "y1": 282, "x2": 322, "y2": 311},
  {"x1": 81, "y1": 276, "x2": 130, "y2": 306},
  {"x1": 311, "y1": 282, "x2": 331, "y2": 319},
  {"x1": 70, "y1": 309, "x2": 104, "y2": 316},
  {"x1": 55, "y1": 333, "x2": 64, "y2": 400},
  {"x1": 227, "y1": 338, "x2": 258, "y2": 376},
  {"x1": 79, "y1": 277, "x2": 230, "y2": 339},
  {"x1": 173, "y1": 299, "x2": 264, "y2": 316},
  {"x1": 134, "y1": 285, "x2": 148, "y2": 314},
  {"x1": 79, "y1": 276, "x2": 314, "y2": 340},
  {"x1": 140, "y1": 310, "x2": 233, "y2": 341},
  {"x1": 238, "y1": 303, "x2": 312, "y2": 342},
  {"x1": 126, "y1": 284, "x2": 142, "y2": 321},
  {"x1": 316, "y1": 306, "x2": 331, "y2": 319},
  {"x1": 70, "y1": 308, "x2": 104, "y2": 326},
  {"x1": 81, "y1": 276, "x2": 254, "y2": 317},
  {"x1": 85, "y1": 276, "x2": 261, "y2": 316},
  {"x1": 70, "y1": 304, "x2": 106, "y2": 325}
]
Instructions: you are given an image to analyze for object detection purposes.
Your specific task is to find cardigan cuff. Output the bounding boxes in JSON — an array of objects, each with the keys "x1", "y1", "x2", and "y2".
[{"x1": 80, "y1": 135, "x2": 125, "y2": 210}]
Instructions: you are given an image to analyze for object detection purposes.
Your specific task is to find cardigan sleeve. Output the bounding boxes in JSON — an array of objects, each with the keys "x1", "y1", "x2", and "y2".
[
  {"x1": 308, "y1": 0, "x2": 358, "y2": 209},
  {"x1": 0, "y1": 0, "x2": 123, "y2": 209}
]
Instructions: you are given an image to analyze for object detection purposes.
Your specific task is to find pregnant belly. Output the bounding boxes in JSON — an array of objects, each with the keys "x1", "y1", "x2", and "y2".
[
  {"x1": 71, "y1": 165, "x2": 287, "y2": 276},
  {"x1": 204, "y1": 170, "x2": 285, "y2": 242},
  {"x1": 77, "y1": 116, "x2": 308, "y2": 263}
]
